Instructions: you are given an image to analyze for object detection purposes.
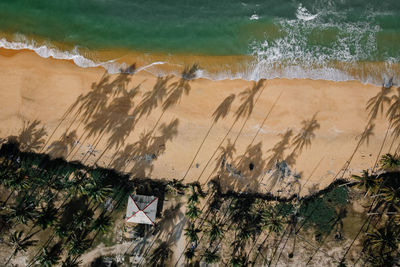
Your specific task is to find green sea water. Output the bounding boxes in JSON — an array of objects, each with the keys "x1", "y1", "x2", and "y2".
[{"x1": 0, "y1": 0, "x2": 399, "y2": 82}]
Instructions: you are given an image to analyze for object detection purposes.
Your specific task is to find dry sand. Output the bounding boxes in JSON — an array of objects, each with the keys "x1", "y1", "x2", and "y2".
[{"x1": 0, "y1": 49, "x2": 391, "y2": 195}]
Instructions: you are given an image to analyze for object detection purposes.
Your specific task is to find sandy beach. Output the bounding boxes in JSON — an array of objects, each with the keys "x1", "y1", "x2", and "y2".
[{"x1": 0, "y1": 48, "x2": 390, "y2": 196}]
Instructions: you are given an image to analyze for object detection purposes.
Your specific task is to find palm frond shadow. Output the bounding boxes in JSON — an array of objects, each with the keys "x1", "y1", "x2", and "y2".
[
  {"x1": 231, "y1": 142, "x2": 266, "y2": 192},
  {"x1": 109, "y1": 118, "x2": 180, "y2": 177},
  {"x1": 234, "y1": 80, "x2": 265, "y2": 122},
  {"x1": 47, "y1": 130, "x2": 77, "y2": 159},
  {"x1": 17, "y1": 120, "x2": 48, "y2": 152},
  {"x1": 366, "y1": 85, "x2": 391, "y2": 122},
  {"x1": 196, "y1": 80, "x2": 265, "y2": 184},
  {"x1": 291, "y1": 113, "x2": 320, "y2": 155},
  {"x1": 182, "y1": 93, "x2": 237, "y2": 180},
  {"x1": 136, "y1": 75, "x2": 172, "y2": 119},
  {"x1": 212, "y1": 94, "x2": 236, "y2": 124}
]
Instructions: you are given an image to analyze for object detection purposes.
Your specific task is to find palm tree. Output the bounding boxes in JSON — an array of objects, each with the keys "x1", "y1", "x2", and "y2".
[
  {"x1": 147, "y1": 241, "x2": 172, "y2": 267},
  {"x1": 5, "y1": 230, "x2": 38, "y2": 266},
  {"x1": 184, "y1": 223, "x2": 201, "y2": 243},
  {"x1": 91, "y1": 213, "x2": 112, "y2": 233},
  {"x1": 186, "y1": 203, "x2": 202, "y2": 220},
  {"x1": 379, "y1": 154, "x2": 400, "y2": 170},
  {"x1": 37, "y1": 242, "x2": 62, "y2": 267},
  {"x1": 66, "y1": 234, "x2": 91, "y2": 256},
  {"x1": 351, "y1": 170, "x2": 381, "y2": 196},
  {"x1": 365, "y1": 225, "x2": 398, "y2": 261},
  {"x1": 262, "y1": 209, "x2": 283, "y2": 234},
  {"x1": 187, "y1": 185, "x2": 201, "y2": 204},
  {"x1": 61, "y1": 256, "x2": 82, "y2": 267},
  {"x1": 166, "y1": 178, "x2": 186, "y2": 196},
  {"x1": 71, "y1": 209, "x2": 94, "y2": 232},
  {"x1": 36, "y1": 201, "x2": 58, "y2": 230},
  {"x1": 230, "y1": 255, "x2": 247, "y2": 267},
  {"x1": 1, "y1": 170, "x2": 30, "y2": 207},
  {"x1": 7, "y1": 200, "x2": 38, "y2": 225},
  {"x1": 184, "y1": 248, "x2": 196, "y2": 264},
  {"x1": 380, "y1": 187, "x2": 400, "y2": 205},
  {"x1": 207, "y1": 219, "x2": 224, "y2": 243},
  {"x1": 203, "y1": 248, "x2": 220, "y2": 264}
]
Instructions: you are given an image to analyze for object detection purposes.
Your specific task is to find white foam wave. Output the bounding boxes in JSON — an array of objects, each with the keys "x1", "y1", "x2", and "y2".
[
  {"x1": 136, "y1": 61, "x2": 166, "y2": 73},
  {"x1": 241, "y1": 1, "x2": 399, "y2": 85},
  {"x1": 250, "y1": 14, "x2": 259, "y2": 21},
  {"x1": 0, "y1": 32, "x2": 397, "y2": 86},
  {"x1": 0, "y1": 36, "x2": 124, "y2": 74},
  {"x1": 296, "y1": 4, "x2": 318, "y2": 21}
]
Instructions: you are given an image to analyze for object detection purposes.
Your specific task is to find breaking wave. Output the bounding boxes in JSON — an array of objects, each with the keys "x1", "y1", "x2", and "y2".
[
  {"x1": 0, "y1": 36, "x2": 124, "y2": 74},
  {"x1": 0, "y1": 30, "x2": 398, "y2": 86}
]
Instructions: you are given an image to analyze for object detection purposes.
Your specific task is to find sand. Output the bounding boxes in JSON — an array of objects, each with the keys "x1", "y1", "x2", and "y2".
[{"x1": 0, "y1": 49, "x2": 392, "y2": 195}]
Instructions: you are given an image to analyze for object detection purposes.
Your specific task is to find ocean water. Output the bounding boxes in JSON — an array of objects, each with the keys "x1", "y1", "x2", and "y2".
[{"x1": 0, "y1": 0, "x2": 399, "y2": 83}]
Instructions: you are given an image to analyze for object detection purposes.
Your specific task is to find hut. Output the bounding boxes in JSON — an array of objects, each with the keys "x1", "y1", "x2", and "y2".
[{"x1": 125, "y1": 194, "x2": 158, "y2": 225}]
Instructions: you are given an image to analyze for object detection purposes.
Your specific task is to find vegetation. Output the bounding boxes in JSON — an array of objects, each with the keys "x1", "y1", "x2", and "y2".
[{"x1": 1, "y1": 74, "x2": 400, "y2": 266}]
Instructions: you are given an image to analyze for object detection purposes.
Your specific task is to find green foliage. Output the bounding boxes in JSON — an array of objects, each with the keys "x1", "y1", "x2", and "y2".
[
  {"x1": 184, "y1": 223, "x2": 201, "y2": 243},
  {"x1": 275, "y1": 203, "x2": 294, "y2": 217},
  {"x1": 185, "y1": 203, "x2": 201, "y2": 220},
  {"x1": 9, "y1": 230, "x2": 38, "y2": 255},
  {"x1": 207, "y1": 219, "x2": 224, "y2": 243},
  {"x1": 36, "y1": 202, "x2": 58, "y2": 230},
  {"x1": 324, "y1": 186, "x2": 349, "y2": 206},
  {"x1": 379, "y1": 153, "x2": 400, "y2": 170},
  {"x1": 37, "y1": 243, "x2": 62, "y2": 267},
  {"x1": 299, "y1": 197, "x2": 336, "y2": 234},
  {"x1": 92, "y1": 213, "x2": 112, "y2": 233},
  {"x1": 203, "y1": 248, "x2": 220, "y2": 264},
  {"x1": 262, "y1": 207, "x2": 284, "y2": 234},
  {"x1": 184, "y1": 248, "x2": 195, "y2": 262}
]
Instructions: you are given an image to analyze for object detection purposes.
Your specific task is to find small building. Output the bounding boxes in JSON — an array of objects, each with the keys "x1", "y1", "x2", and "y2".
[{"x1": 126, "y1": 194, "x2": 158, "y2": 225}]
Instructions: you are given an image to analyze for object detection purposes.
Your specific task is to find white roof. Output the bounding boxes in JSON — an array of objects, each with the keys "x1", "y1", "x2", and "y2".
[{"x1": 126, "y1": 194, "x2": 158, "y2": 225}]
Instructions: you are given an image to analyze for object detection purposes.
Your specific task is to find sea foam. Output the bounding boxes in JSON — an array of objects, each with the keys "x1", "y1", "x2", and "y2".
[
  {"x1": 0, "y1": 36, "x2": 124, "y2": 74},
  {"x1": 0, "y1": 33, "x2": 397, "y2": 86}
]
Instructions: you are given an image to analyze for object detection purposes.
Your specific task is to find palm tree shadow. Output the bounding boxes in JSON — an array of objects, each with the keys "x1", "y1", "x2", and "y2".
[
  {"x1": 182, "y1": 93, "x2": 237, "y2": 181},
  {"x1": 17, "y1": 120, "x2": 47, "y2": 152},
  {"x1": 291, "y1": 113, "x2": 320, "y2": 155},
  {"x1": 47, "y1": 130, "x2": 77, "y2": 159},
  {"x1": 213, "y1": 138, "x2": 237, "y2": 176},
  {"x1": 110, "y1": 144, "x2": 136, "y2": 171},
  {"x1": 66, "y1": 64, "x2": 137, "y2": 148},
  {"x1": 266, "y1": 129, "x2": 293, "y2": 170},
  {"x1": 136, "y1": 75, "x2": 172, "y2": 119},
  {"x1": 149, "y1": 119, "x2": 180, "y2": 156},
  {"x1": 158, "y1": 202, "x2": 184, "y2": 235},
  {"x1": 161, "y1": 64, "x2": 198, "y2": 112},
  {"x1": 366, "y1": 85, "x2": 391, "y2": 122},
  {"x1": 84, "y1": 85, "x2": 140, "y2": 141},
  {"x1": 234, "y1": 79, "x2": 265, "y2": 122},
  {"x1": 221, "y1": 142, "x2": 265, "y2": 192},
  {"x1": 126, "y1": 119, "x2": 180, "y2": 178},
  {"x1": 73, "y1": 73, "x2": 113, "y2": 125},
  {"x1": 212, "y1": 94, "x2": 236, "y2": 123}
]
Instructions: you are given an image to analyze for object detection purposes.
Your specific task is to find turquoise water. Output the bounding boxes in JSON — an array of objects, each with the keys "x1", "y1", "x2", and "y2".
[{"x1": 0, "y1": 0, "x2": 399, "y2": 82}]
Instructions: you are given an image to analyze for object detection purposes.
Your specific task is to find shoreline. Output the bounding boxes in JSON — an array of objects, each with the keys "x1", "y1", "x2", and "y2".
[
  {"x1": 0, "y1": 35, "x2": 399, "y2": 85},
  {"x1": 0, "y1": 48, "x2": 392, "y2": 196}
]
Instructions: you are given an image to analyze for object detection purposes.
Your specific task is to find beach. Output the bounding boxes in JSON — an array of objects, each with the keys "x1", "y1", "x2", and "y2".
[{"x1": 0, "y1": 48, "x2": 390, "y2": 196}]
